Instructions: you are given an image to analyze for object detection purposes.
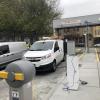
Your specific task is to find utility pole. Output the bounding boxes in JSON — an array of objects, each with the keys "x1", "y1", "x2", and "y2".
[
  {"x1": 84, "y1": 34, "x2": 88, "y2": 53},
  {"x1": 84, "y1": 21, "x2": 89, "y2": 53}
]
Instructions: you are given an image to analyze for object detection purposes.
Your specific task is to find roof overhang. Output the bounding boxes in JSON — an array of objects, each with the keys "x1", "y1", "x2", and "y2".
[{"x1": 53, "y1": 14, "x2": 100, "y2": 29}]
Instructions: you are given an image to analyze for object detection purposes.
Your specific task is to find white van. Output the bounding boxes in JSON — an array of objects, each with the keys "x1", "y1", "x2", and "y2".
[
  {"x1": 0, "y1": 42, "x2": 27, "y2": 68},
  {"x1": 23, "y1": 40, "x2": 64, "y2": 71}
]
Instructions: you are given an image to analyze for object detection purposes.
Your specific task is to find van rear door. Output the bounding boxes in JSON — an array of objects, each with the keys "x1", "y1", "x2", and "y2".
[{"x1": 8, "y1": 42, "x2": 27, "y2": 61}]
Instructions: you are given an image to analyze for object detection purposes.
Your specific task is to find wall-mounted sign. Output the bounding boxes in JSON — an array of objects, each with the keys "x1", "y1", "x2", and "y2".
[
  {"x1": 61, "y1": 19, "x2": 81, "y2": 25},
  {"x1": 98, "y1": 18, "x2": 100, "y2": 21}
]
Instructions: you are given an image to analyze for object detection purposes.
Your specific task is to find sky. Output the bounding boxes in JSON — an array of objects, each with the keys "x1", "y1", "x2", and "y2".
[{"x1": 59, "y1": 0, "x2": 100, "y2": 18}]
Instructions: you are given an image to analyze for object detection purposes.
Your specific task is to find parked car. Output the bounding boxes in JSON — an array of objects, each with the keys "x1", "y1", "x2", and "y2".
[
  {"x1": 0, "y1": 42, "x2": 27, "y2": 69},
  {"x1": 94, "y1": 43, "x2": 100, "y2": 47},
  {"x1": 76, "y1": 43, "x2": 85, "y2": 47},
  {"x1": 23, "y1": 40, "x2": 64, "y2": 72}
]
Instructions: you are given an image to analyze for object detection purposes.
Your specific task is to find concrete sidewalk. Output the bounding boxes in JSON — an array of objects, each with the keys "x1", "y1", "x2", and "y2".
[{"x1": 49, "y1": 53, "x2": 100, "y2": 100}]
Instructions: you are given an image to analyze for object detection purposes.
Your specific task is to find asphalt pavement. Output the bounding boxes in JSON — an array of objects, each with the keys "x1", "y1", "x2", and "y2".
[
  {"x1": 0, "y1": 48, "x2": 99, "y2": 100},
  {"x1": 0, "y1": 61, "x2": 66, "y2": 100}
]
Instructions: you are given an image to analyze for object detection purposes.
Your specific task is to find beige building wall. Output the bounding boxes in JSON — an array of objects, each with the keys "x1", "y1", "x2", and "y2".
[
  {"x1": 93, "y1": 26, "x2": 100, "y2": 38},
  {"x1": 55, "y1": 25, "x2": 100, "y2": 46}
]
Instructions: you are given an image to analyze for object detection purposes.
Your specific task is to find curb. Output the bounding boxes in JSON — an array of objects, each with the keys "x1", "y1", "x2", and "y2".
[
  {"x1": 79, "y1": 53, "x2": 85, "y2": 61},
  {"x1": 95, "y1": 48, "x2": 99, "y2": 62}
]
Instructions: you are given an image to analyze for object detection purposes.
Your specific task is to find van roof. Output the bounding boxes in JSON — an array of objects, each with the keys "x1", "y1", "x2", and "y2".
[
  {"x1": 0, "y1": 42, "x2": 25, "y2": 46},
  {"x1": 35, "y1": 39, "x2": 62, "y2": 43}
]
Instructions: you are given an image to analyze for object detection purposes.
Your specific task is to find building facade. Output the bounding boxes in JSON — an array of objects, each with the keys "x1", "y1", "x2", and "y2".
[{"x1": 53, "y1": 14, "x2": 100, "y2": 47}]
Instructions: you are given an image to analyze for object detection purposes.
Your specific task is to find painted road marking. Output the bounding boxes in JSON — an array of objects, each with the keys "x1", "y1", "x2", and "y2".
[
  {"x1": 79, "y1": 53, "x2": 85, "y2": 60},
  {"x1": 95, "y1": 48, "x2": 99, "y2": 62}
]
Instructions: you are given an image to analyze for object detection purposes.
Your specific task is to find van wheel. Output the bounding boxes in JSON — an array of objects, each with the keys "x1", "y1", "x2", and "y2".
[{"x1": 51, "y1": 61, "x2": 56, "y2": 72}]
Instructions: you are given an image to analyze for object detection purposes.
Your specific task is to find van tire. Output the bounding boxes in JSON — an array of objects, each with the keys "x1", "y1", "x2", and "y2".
[{"x1": 51, "y1": 61, "x2": 56, "y2": 72}]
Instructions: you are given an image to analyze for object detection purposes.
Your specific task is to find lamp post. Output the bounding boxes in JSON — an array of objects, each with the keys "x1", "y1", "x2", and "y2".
[
  {"x1": 84, "y1": 21, "x2": 89, "y2": 53},
  {"x1": 84, "y1": 33, "x2": 88, "y2": 53}
]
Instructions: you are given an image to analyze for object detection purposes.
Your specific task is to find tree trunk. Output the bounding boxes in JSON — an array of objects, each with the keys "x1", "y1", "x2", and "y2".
[{"x1": 21, "y1": 33, "x2": 24, "y2": 41}]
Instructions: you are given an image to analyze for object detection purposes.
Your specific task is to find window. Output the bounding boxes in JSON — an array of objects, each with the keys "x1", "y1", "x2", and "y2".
[
  {"x1": 54, "y1": 42, "x2": 59, "y2": 52},
  {"x1": 0, "y1": 45, "x2": 10, "y2": 55},
  {"x1": 30, "y1": 41, "x2": 53, "y2": 51}
]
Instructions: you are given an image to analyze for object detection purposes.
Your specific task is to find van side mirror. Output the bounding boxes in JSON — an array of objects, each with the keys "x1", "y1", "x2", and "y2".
[{"x1": 54, "y1": 47, "x2": 59, "y2": 52}]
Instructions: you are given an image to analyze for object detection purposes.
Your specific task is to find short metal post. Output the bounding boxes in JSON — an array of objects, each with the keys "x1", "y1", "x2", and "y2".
[
  {"x1": 9, "y1": 82, "x2": 33, "y2": 100},
  {"x1": 84, "y1": 34, "x2": 88, "y2": 53}
]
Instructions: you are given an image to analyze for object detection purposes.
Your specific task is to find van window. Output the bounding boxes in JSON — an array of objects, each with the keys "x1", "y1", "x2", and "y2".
[
  {"x1": 54, "y1": 42, "x2": 59, "y2": 52},
  {"x1": 0, "y1": 45, "x2": 10, "y2": 55},
  {"x1": 30, "y1": 41, "x2": 53, "y2": 51}
]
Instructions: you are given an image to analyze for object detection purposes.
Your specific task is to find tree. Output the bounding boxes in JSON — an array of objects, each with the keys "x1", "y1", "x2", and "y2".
[
  {"x1": 0, "y1": 0, "x2": 61, "y2": 41},
  {"x1": 21, "y1": 0, "x2": 61, "y2": 35}
]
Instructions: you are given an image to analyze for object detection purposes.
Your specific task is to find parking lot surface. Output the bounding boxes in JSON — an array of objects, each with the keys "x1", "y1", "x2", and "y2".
[
  {"x1": 49, "y1": 48, "x2": 100, "y2": 100},
  {"x1": 0, "y1": 62, "x2": 66, "y2": 100}
]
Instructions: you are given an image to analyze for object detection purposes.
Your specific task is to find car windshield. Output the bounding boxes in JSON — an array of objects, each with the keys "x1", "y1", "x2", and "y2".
[{"x1": 30, "y1": 41, "x2": 54, "y2": 51}]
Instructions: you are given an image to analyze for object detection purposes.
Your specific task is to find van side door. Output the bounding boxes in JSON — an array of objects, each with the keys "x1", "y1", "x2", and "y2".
[{"x1": 54, "y1": 41, "x2": 60, "y2": 64}]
